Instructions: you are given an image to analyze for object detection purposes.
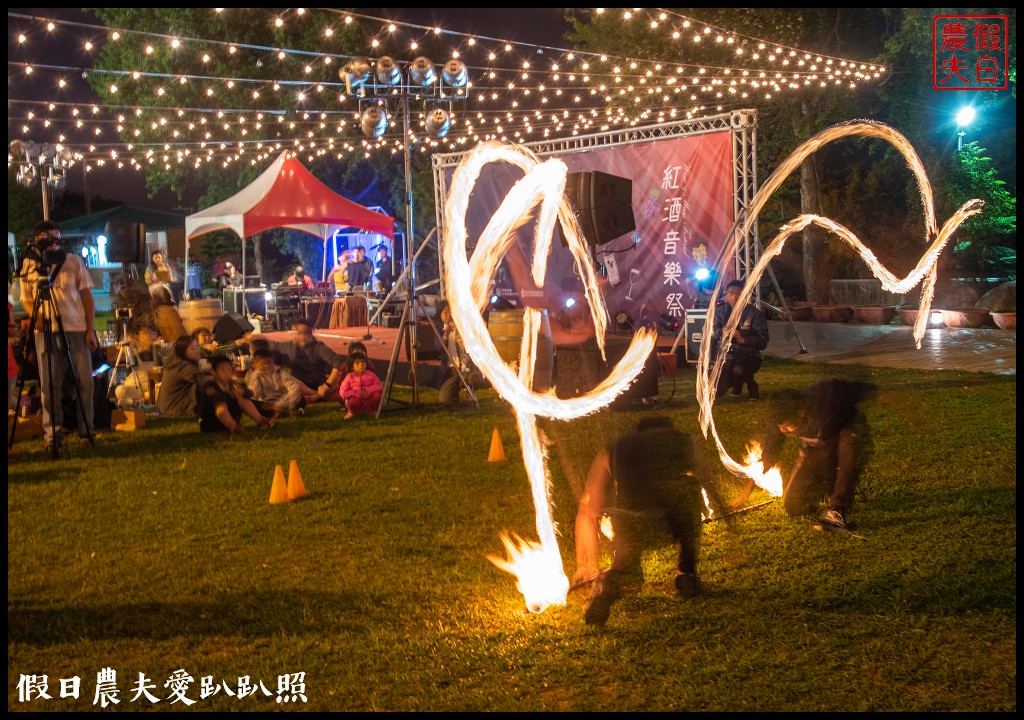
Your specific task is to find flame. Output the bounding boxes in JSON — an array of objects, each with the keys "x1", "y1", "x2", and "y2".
[
  {"x1": 701, "y1": 488, "x2": 715, "y2": 521},
  {"x1": 487, "y1": 531, "x2": 570, "y2": 614},
  {"x1": 695, "y1": 121, "x2": 983, "y2": 488},
  {"x1": 443, "y1": 141, "x2": 656, "y2": 612},
  {"x1": 740, "y1": 440, "x2": 783, "y2": 497},
  {"x1": 599, "y1": 514, "x2": 615, "y2": 540}
]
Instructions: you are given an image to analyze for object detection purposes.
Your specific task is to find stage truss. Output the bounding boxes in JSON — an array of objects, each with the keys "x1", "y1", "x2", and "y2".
[{"x1": 430, "y1": 109, "x2": 760, "y2": 302}]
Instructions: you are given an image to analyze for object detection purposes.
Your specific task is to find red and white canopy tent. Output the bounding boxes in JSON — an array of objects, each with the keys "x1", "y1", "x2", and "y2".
[{"x1": 184, "y1": 149, "x2": 394, "y2": 291}]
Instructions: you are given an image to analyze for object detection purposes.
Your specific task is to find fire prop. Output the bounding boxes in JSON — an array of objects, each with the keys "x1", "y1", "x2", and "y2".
[
  {"x1": 443, "y1": 141, "x2": 657, "y2": 612},
  {"x1": 740, "y1": 440, "x2": 783, "y2": 497},
  {"x1": 697, "y1": 121, "x2": 984, "y2": 484}
]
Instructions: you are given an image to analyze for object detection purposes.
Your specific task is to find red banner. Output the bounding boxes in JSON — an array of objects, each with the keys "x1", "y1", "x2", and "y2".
[{"x1": 451, "y1": 131, "x2": 734, "y2": 323}]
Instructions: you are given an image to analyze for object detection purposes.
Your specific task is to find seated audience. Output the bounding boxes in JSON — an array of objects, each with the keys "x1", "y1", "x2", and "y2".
[
  {"x1": 150, "y1": 283, "x2": 187, "y2": 344},
  {"x1": 245, "y1": 349, "x2": 306, "y2": 418},
  {"x1": 197, "y1": 355, "x2": 273, "y2": 435},
  {"x1": 338, "y1": 350, "x2": 383, "y2": 419},
  {"x1": 157, "y1": 334, "x2": 209, "y2": 418},
  {"x1": 237, "y1": 321, "x2": 343, "y2": 403},
  {"x1": 191, "y1": 326, "x2": 221, "y2": 356}
]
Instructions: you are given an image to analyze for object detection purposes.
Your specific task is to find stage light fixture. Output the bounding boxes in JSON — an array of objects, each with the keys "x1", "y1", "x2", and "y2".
[
  {"x1": 341, "y1": 56, "x2": 372, "y2": 89},
  {"x1": 9, "y1": 139, "x2": 26, "y2": 158},
  {"x1": 442, "y1": 58, "x2": 468, "y2": 88},
  {"x1": 694, "y1": 267, "x2": 710, "y2": 282},
  {"x1": 360, "y1": 105, "x2": 390, "y2": 138},
  {"x1": 17, "y1": 165, "x2": 39, "y2": 188},
  {"x1": 46, "y1": 168, "x2": 66, "y2": 191},
  {"x1": 424, "y1": 105, "x2": 451, "y2": 139},
  {"x1": 564, "y1": 297, "x2": 577, "y2": 308},
  {"x1": 375, "y1": 56, "x2": 401, "y2": 86},
  {"x1": 409, "y1": 56, "x2": 436, "y2": 87},
  {"x1": 658, "y1": 313, "x2": 681, "y2": 335}
]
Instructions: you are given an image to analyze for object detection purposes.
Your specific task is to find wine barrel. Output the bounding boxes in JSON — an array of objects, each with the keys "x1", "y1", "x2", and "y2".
[
  {"x1": 179, "y1": 299, "x2": 224, "y2": 335},
  {"x1": 487, "y1": 308, "x2": 553, "y2": 391}
]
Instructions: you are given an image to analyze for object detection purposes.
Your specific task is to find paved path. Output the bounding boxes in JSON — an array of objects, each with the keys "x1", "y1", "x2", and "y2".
[{"x1": 765, "y1": 321, "x2": 1015, "y2": 375}]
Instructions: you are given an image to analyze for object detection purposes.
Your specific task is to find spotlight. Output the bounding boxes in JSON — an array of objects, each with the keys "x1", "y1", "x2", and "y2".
[
  {"x1": 694, "y1": 266, "x2": 717, "y2": 299},
  {"x1": 8, "y1": 139, "x2": 26, "y2": 158},
  {"x1": 375, "y1": 56, "x2": 401, "y2": 86},
  {"x1": 929, "y1": 310, "x2": 946, "y2": 328},
  {"x1": 424, "y1": 106, "x2": 451, "y2": 139},
  {"x1": 442, "y1": 58, "x2": 468, "y2": 88},
  {"x1": 46, "y1": 169, "x2": 66, "y2": 191},
  {"x1": 341, "y1": 56, "x2": 372, "y2": 89},
  {"x1": 956, "y1": 106, "x2": 975, "y2": 127},
  {"x1": 694, "y1": 267, "x2": 710, "y2": 282},
  {"x1": 489, "y1": 294, "x2": 514, "y2": 310},
  {"x1": 564, "y1": 297, "x2": 576, "y2": 308},
  {"x1": 408, "y1": 56, "x2": 436, "y2": 87},
  {"x1": 360, "y1": 105, "x2": 389, "y2": 138},
  {"x1": 16, "y1": 165, "x2": 38, "y2": 188},
  {"x1": 41, "y1": 144, "x2": 57, "y2": 161}
]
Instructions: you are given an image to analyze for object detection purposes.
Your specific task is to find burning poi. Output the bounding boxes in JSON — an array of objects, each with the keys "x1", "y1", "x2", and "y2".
[
  {"x1": 696, "y1": 121, "x2": 983, "y2": 488},
  {"x1": 441, "y1": 141, "x2": 657, "y2": 613}
]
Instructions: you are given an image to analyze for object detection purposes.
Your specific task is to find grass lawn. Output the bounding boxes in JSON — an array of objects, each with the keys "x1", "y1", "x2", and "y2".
[{"x1": 7, "y1": 359, "x2": 1016, "y2": 711}]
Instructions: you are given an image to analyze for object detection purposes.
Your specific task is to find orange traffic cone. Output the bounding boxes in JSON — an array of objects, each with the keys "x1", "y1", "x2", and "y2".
[
  {"x1": 269, "y1": 464, "x2": 290, "y2": 504},
  {"x1": 488, "y1": 427, "x2": 506, "y2": 462},
  {"x1": 287, "y1": 459, "x2": 307, "y2": 500}
]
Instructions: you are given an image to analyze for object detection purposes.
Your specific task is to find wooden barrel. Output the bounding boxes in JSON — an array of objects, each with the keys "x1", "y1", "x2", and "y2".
[
  {"x1": 487, "y1": 308, "x2": 553, "y2": 391},
  {"x1": 179, "y1": 299, "x2": 224, "y2": 335}
]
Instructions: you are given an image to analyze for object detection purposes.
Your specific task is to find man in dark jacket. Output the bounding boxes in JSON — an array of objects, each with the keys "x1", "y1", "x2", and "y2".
[{"x1": 711, "y1": 279, "x2": 770, "y2": 399}]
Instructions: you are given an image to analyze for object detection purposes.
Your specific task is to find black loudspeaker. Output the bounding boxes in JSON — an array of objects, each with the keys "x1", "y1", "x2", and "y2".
[
  {"x1": 214, "y1": 312, "x2": 254, "y2": 344},
  {"x1": 554, "y1": 338, "x2": 659, "y2": 401},
  {"x1": 105, "y1": 222, "x2": 147, "y2": 264},
  {"x1": 563, "y1": 171, "x2": 635, "y2": 246}
]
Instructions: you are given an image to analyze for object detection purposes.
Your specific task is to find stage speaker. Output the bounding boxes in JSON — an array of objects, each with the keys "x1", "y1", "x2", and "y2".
[
  {"x1": 563, "y1": 171, "x2": 635, "y2": 246},
  {"x1": 214, "y1": 312, "x2": 254, "y2": 344},
  {"x1": 554, "y1": 338, "x2": 659, "y2": 402},
  {"x1": 105, "y1": 222, "x2": 147, "y2": 264}
]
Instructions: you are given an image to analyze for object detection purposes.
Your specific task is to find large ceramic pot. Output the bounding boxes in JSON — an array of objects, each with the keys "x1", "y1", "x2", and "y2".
[
  {"x1": 898, "y1": 307, "x2": 945, "y2": 328},
  {"x1": 811, "y1": 305, "x2": 854, "y2": 323},
  {"x1": 851, "y1": 306, "x2": 896, "y2": 325},
  {"x1": 788, "y1": 303, "x2": 813, "y2": 321},
  {"x1": 941, "y1": 307, "x2": 992, "y2": 328},
  {"x1": 990, "y1": 311, "x2": 1016, "y2": 331}
]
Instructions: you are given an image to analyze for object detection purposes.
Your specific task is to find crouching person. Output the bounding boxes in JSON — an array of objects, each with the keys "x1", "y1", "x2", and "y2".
[{"x1": 338, "y1": 350, "x2": 382, "y2": 419}]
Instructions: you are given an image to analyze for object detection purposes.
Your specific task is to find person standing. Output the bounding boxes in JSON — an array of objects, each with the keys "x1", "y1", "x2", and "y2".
[
  {"x1": 144, "y1": 251, "x2": 174, "y2": 286},
  {"x1": 345, "y1": 247, "x2": 373, "y2": 292},
  {"x1": 285, "y1": 265, "x2": 315, "y2": 292},
  {"x1": 18, "y1": 220, "x2": 98, "y2": 452},
  {"x1": 374, "y1": 247, "x2": 396, "y2": 294},
  {"x1": 711, "y1": 279, "x2": 770, "y2": 399}
]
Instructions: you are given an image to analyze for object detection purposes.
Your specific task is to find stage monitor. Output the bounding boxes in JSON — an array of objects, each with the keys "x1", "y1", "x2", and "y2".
[
  {"x1": 243, "y1": 275, "x2": 263, "y2": 289},
  {"x1": 563, "y1": 171, "x2": 635, "y2": 246}
]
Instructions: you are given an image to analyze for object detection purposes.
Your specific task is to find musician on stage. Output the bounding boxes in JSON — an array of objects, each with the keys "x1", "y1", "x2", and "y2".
[{"x1": 346, "y1": 247, "x2": 373, "y2": 293}]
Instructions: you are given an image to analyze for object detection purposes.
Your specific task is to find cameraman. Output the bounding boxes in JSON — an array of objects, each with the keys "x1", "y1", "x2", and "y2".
[{"x1": 19, "y1": 220, "x2": 98, "y2": 450}]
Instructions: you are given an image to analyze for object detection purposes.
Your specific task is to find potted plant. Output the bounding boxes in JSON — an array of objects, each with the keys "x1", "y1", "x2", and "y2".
[
  {"x1": 851, "y1": 305, "x2": 897, "y2": 325},
  {"x1": 811, "y1": 304, "x2": 854, "y2": 323},
  {"x1": 940, "y1": 307, "x2": 993, "y2": 328},
  {"x1": 989, "y1": 308, "x2": 1016, "y2": 331}
]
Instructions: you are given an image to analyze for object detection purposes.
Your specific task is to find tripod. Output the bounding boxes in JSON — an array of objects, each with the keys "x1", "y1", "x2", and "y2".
[
  {"x1": 373, "y1": 229, "x2": 479, "y2": 416},
  {"x1": 9, "y1": 264, "x2": 96, "y2": 459},
  {"x1": 107, "y1": 313, "x2": 145, "y2": 400}
]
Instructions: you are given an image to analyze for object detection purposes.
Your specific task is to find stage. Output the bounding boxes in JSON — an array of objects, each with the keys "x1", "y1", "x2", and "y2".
[{"x1": 255, "y1": 322, "x2": 673, "y2": 398}]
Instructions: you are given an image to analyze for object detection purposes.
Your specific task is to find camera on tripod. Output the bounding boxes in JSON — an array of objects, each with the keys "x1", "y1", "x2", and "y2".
[{"x1": 24, "y1": 230, "x2": 69, "y2": 271}]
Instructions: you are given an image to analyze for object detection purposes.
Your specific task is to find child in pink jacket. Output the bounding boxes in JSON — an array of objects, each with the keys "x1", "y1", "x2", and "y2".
[{"x1": 338, "y1": 351, "x2": 382, "y2": 419}]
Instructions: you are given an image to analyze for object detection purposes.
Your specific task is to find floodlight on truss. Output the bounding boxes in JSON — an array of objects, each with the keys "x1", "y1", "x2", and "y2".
[
  {"x1": 408, "y1": 56, "x2": 436, "y2": 87},
  {"x1": 375, "y1": 56, "x2": 402, "y2": 87},
  {"x1": 360, "y1": 104, "x2": 390, "y2": 138}
]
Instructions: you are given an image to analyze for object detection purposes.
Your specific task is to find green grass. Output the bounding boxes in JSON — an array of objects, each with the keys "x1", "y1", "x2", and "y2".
[{"x1": 7, "y1": 361, "x2": 1016, "y2": 711}]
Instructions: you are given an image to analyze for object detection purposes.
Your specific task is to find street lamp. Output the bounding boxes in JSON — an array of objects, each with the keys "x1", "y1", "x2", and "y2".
[
  {"x1": 956, "y1": 106, "x2": 976, "y2": 151},
  {"x1": 8, "y1": 139, "x2": 74, "y2": 221}
]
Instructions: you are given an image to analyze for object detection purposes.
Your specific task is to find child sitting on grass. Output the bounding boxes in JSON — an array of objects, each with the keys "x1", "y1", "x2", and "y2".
[
  {"x1": 338, "y1": 350, "x2": 382, "y2": 419},
  {"x1": 198, "y1": 355, "x2": 274, "y2": 436},
  {"x1": 245, "y1": 349, "x2": 306, "y2": 419}
]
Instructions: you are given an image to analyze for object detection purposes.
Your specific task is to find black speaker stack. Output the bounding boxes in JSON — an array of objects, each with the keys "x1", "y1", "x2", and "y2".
[{"x1": 104, "y1": 221, "x2": 147, "y2": 264}]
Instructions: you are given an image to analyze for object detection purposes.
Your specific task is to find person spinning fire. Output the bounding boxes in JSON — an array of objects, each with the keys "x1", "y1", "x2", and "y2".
[{"x1": 573, "y1": 416, "x2": 725, "y2": 627}]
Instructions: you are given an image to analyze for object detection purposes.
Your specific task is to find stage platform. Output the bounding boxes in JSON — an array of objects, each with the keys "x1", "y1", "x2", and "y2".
[{"x1": 254, "y1": 323, "x2": 676, "y2": 396}]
